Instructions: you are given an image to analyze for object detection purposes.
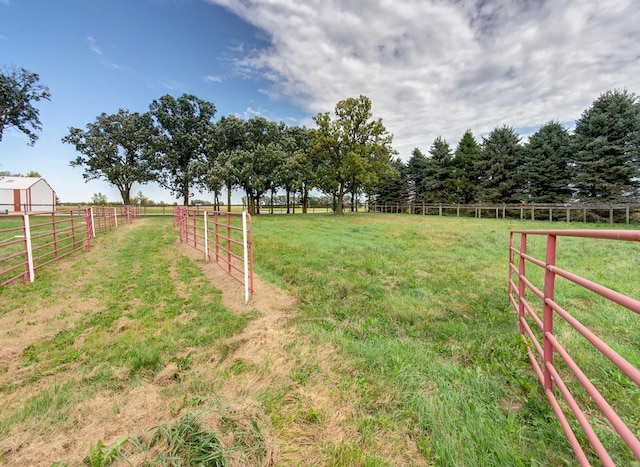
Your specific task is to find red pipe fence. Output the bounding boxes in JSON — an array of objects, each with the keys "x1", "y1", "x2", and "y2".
[
  {"x1": 0, "y1": 209, "x2": 93, "y2": 287},
  {"x1": 173, "y1": 206, "x2": 254, "y2": 303},
  {"x1": 1, "y1": 206, "x2": 142, "y2": 287},
  {"x1": 509, "y1": 229, "x2": 640, "y2": 465}
]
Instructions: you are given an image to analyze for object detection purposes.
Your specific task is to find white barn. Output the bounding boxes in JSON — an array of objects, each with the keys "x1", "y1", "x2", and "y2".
[{"x1": 0, "y1": 177, "x2": 56, "y2": 213}]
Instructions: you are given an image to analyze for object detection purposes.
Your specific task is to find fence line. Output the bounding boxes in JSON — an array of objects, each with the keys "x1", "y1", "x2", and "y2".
[
  {"x1": 508, "y1": 229, "x2": 640, "y2": 465},
  {"x1": 0, "y1": 209, "x2": 93, "y2": 286},
  {"x1": 0, "y1": 206, "x2": 142, "y2": 287},
  {"x1": 173, "y1": 206, "x2": 254, "y2": 303},
  {"x1": 369, "y1": 203, "x2": 640, "y2": 224}
]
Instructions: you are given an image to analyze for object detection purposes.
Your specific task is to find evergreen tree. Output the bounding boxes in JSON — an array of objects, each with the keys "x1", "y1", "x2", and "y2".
[
  {"x1": 451, "y1": 130, "x2": 480, "y2": 204},
  {"x1": 424, "y1": 136, "x2": 453, "y2": 202},
  {"x1": 475, "y1": 125, "x2": 523, "y2": 203},
  {"x1": 405, "y1": 147, "x2": 428, "y2": 202},
  {"x1": 573, "y1": 89, "x2": 640, "y2": 202},
  {"x1": 374, "y1": 157, "x2": 409, "y2": 205},
  {"x1": 519, "y1": 121, "x2": 573, "y2": 203}
]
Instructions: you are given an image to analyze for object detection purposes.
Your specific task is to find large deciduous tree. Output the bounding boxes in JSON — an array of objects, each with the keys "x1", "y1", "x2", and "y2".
[
  {"x1": 573, "y1": 89, "x2": 640, "y2": 202},
  {"x1": 0, "y1": 66, "x2": 51, "y2": 146},
  {"x1": 475, "y1": 125, "x2": 523, "y2": 203},
  {"x1": 519, "y1": 121, "x2": 573, "y2": 203},
  {"x1": 279, "y1": 125, "x2": 313, "y2": 213},
  {"x1": 206, "y1": 115, "x2": 249, "y2": 211},
  {"x1": 229, "y1": 116, "x2": 284, "y2": 215},
  {"x1": 63, "y1": 109, "x2": 155, "y2": 204},
  {"x1": 148, "y1": 94, "x2": 217, "y2": 205},
  {"x1": 313, "y1": 95, "x2": 395, "y2": 215}
]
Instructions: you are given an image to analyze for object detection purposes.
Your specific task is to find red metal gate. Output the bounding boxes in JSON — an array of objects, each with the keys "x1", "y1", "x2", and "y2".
[
  {"x1": 173, "y1": 207, "x2": 254, "y2": 302},
  {"x1": 509, "y1": 229, "x2": 640, "y2": 465}
]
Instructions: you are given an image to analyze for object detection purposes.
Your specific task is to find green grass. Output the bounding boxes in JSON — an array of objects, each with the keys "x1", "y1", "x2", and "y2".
[
  {"x1": 0, "y1": 218, "x2": 249, "y2": 437},
  {"x1": 251, "y1": 213, "x2": 640, "y2": 465},
  {"x1": 1, "y1": 213, "x2": 638, "y2": 465}
]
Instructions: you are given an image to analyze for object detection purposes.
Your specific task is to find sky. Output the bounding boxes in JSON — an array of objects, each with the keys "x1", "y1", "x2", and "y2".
[{"x1": 1, "y1": 0, "x2": 639, "y2": 204}]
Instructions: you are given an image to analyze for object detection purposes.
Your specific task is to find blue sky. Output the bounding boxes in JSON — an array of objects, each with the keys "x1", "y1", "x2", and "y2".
[{"x1": 1, "y1": 0, "x2": 639, "y2": 204}]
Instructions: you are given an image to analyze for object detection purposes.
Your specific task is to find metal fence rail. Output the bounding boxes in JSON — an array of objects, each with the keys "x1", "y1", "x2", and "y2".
[
  {"x1": 0, "y1": 209, "x2": 93, "y2": 286},
  {"x1": 173, "y1": 206, "x2": 254, "y2": 303},
  {"x1": 1, "y1": 206, "x2": 142, "y2": 288},
  {"x1": 508, "y1": 229, "x2": 640, "y2": 465}
]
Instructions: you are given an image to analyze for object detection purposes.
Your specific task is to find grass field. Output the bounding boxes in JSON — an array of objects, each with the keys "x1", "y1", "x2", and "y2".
[{"x1": 0, "y1": 214, "x2": 638, "y2": 466}]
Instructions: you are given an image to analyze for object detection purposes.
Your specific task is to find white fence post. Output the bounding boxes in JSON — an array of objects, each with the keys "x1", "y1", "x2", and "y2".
[
  {"x1": 114, "y1": 207, "x2": 118, "y2": 228},
  {"x1": 242, "y1": 211, "x2": 249, "y2": 304},
  {"x1": 90, "y1": 207, "x2": 96, "y2": 238},
  {"x1": 23, "y1": 213, "x2": 35, "y2": 283},
  {"x1": 204, "y1": 211, "x2": 209, "y2": 262}
]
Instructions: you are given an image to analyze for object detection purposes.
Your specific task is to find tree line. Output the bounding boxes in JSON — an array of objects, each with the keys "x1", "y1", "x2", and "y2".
[
  {"x1": 63, "y1": 89, "x2": 640, "y2": 215},
  {"x1": 62, "y1": 94, "x2": 395, "y2": 215},
  {"x1": 3, "y1": 65, "x2": 638, "y2": 213},
  {"x1": 380, "y1": 89, "x2": 640, "y2": 207}
]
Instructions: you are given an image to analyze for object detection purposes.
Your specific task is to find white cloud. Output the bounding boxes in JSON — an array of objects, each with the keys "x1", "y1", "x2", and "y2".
[
  {"x1": 203, "y1": 75, "x2": 222, "y2": 82},
  {"x1": 159, "y1": 79, "x2": 189, "y2": 93},
  {"x1": 87, "y1": 36, "x2": 103, "y2": 56},
  {"x1": 206, "y1": 0, "x2": 640, "y2": 157}
]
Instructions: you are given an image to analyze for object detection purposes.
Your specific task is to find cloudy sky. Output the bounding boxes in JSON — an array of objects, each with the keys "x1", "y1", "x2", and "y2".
[{"x1": 1, "y1": 0, "x2": 639, "y2": 203}]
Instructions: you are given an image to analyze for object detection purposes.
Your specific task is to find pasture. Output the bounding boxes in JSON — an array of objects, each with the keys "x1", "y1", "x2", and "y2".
[{"x1": 0, "y1": 214, "x2": 638, "y2": 466}]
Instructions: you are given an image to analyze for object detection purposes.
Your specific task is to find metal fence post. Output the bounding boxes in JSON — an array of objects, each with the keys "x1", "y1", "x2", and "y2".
[
  {"x1": 542, "y1": 234, "x2": 557, "y2": 392},
  {"x1": 517, "y1": 233, "x2": 527, "y2": 334}
]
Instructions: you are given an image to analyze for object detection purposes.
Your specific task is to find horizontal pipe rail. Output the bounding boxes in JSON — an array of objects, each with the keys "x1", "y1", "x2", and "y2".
[
  {"x1": 173, "y1": 207, "x2": 254, "y2": 303},
  {"x1": 1, "y1": 206, "x2": 139, "y2": 287},
  {"x1": 509, "y1": 229, "x2": 640, "y2": 464}
]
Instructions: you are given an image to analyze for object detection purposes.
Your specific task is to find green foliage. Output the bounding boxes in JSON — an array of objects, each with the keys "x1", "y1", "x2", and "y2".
[
  {"x1": 373, "y1": 157, "x2": 408, "y2": 205},
  {"x1": 520, "y1": 121, "x2": 574, "y2": 202},
  {"x1": 148, "y1": 94, "x2": 217, "y2": 205},
  {"x1": 90, "y1": 192, "x2": 108, "y2": 205},
  {"x1": 230, "y1": 117, "x2": 286, "y2": 215},
  {"x1": 0, "y1": 65, "x2": 51, "y2": 146},
  {"x1": 404, "y1": 147, "x2": 429, "y2": 202},
  {"x1": 63, "y1": 109, "x2": 156, "y2": 204},
  {"x1": 150, "y1": 414, "x2": 226, "y2": 466},
  {"x1": 85, "y1": 437, "x2": 129, "y2": 467},
  {"x1": 312, "y1": 95, "x2": 396, "y2": 215},
  {"x1": 423, "y1": 136, "x2": 453, "y2": 203},
  {"x1": 450, "y1": 129, "x2": 480, "y2": 203},
  {"x1": 476, "y1": 125, "x2": 523, "y2": 203},
  {"x1": 573, "y1": 88, "x2": 640, "y2": 202}
]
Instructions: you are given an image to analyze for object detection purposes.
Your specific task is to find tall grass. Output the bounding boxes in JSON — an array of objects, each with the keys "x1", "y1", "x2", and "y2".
[{"x1": 251, "y1": 213, "x2": 640, "y2": 465}]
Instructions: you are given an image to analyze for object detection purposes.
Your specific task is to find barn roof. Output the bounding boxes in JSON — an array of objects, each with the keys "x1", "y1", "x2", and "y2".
[{"x1": 0, "y1": 177, "x2": 52, "y2": 191}]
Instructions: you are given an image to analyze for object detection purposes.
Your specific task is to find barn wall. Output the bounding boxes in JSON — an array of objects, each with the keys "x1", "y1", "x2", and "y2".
[{"x1": 30, "y1": 179, "x2": 56, "y2": 211}]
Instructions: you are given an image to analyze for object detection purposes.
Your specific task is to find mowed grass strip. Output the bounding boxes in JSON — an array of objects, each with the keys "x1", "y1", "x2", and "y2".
[
  {"x1": 0, "y1": 218, "x2": 249, "y2": 440},
  {"x1": 251, "y1": 213, "x2": 640, "y2": 465}
]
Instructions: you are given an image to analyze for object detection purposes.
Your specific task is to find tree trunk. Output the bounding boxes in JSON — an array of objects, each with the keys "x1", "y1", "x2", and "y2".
[
  {"x1": 246, "y1": 191, "x2": 255, "y2": 215},
  {"x1": 119, "y1": 189, "x2": 130, "y2": 205},
  {"x1": 335, "y1": 184, "x2": 345, "y2": 216},
  {"x1": 302, "y1": 186, "x2": 308, "y2": 214},
  {"x1": 226, "y1": 182, "x2": 232, "y2": 212},
  {"x1": 286, "y1": 190, "x2": 291, "y2": 214}
]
